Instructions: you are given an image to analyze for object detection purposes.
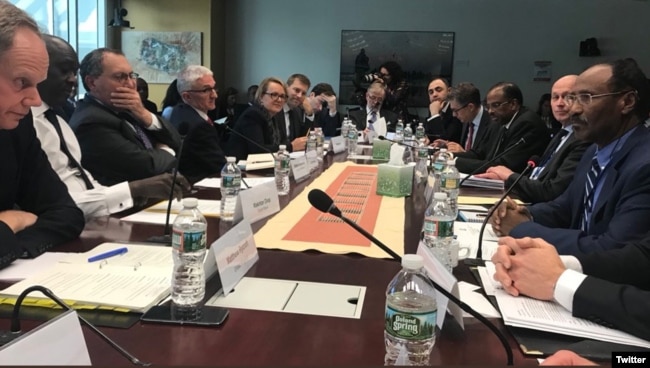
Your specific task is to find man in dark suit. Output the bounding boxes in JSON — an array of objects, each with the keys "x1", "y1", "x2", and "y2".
[
  {"x1": 425, "y1": 77, "x2": 462, "y2": 143},
  {"x1": 455, "y1": 82, "x2": 550, "y2": 174},
  {"x1": 491, "y1": 59, "x2": 650, "y2": 256},
  {"x1": 492, "y1": 236, "x2": 650, "y2": 341},
  {"x1": 475, "y1": 75, "x2": 590, "y2": 203},
  {"x1": 70, "y1": 48, "x2": 181, "y2": 186},
  {"x1": 440, "y1": 82, "x2": 498, "y2": 158},
  {"x1": 170, "y1": 65, "x2": 226, "y2": 183},
  {"x1": 349, "y1": 81, "x2": 399, "y2": 137},
  {"x1": 273, "y1": 73, "x2": 310, "y2": 152},
  {"x1": 0, "y1": 1, "x2": 84, "y2": 269},
  {"x1": 306, "y1": 83, "x2": 341, "y2": 137}
]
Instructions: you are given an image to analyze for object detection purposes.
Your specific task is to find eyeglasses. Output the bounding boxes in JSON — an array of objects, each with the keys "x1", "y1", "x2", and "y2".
[
  {"x1": 110, "y1": 72, "x2": 139, "y2": 83},
  {"x1": 264, "y1": 92, "x2": 288, "y2": 101},
  {"x1": 186, "y1": 86, "x2": 217, "y2": 94},
  {"x1": 450, "y1": 104, "x2": 468, "y2": 114},
  {"x1": 564, "y1": 90, "x2": 634, "y2": 106},
  {"x1": 486, "y1": 100, "x2": 512, "y2": 110},
  {"x1": 367, "y1": 94, "x2": 384, "y2": 104}
]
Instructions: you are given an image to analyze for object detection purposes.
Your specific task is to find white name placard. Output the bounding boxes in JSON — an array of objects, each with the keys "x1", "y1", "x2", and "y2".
[
  {"x1": 210, "y1": 219, "x2": 259, "y2": 296},
  {"x1": 329, "y1": 135, "x2": 346, "y2": 154},
  {"x1": 290, "y1": 156, "x2": 311, "y2": 182},
  {"x1": 305, "y1": 149, "x2": 319, "y2": 171},
  {"x1": 237, "y1": 180, "x2": 280, "y2": 224}
]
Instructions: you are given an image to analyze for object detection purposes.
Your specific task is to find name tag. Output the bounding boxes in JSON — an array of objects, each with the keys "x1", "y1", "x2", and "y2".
[
  {"x1": 210, "y1": 219, "x2": 259, "y2": 296},
  {"x1": 329, "y1": 136, "x2": 346, "y2": 153},
  {"x1": 238, "y1": 180, "x2": 280, "y2": 224},
  {"x1": 290, "y1": 156, "x2": 311, "y2": 182}
]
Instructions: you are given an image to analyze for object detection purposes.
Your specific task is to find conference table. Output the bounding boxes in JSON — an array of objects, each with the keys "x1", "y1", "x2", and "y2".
[{"x1": 5, "y1": 150, "x2": 541, "y2": 366}]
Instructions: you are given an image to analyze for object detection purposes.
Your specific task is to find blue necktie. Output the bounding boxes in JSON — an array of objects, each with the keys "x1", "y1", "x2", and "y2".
[
  {"x1": 368, "y1": 111, "x2": 377, "y2": 131},
  {"x1": 581, "y1": 154, "x2": 602, "y2": 232}
]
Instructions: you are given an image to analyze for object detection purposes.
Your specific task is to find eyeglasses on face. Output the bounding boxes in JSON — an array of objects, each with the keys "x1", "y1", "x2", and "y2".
[
  {"x1": 187, "y1": 86, "x2": 218, "y2": 94},
  {"x1": 367, "y1": 94, "x2": 384, "y2": 104},
  {"x1": 564, "y1": 90, "x2": 634, "y2": 106},
  {"x1": 110, "y1": 72, "x2": 139, "y2": 83},
  {"x1": 264, "y1": 92, "x2": 288, "y2": 101},
  {"x1": 486, "y1": 100, "x2": 512, "y2": 110},
  {"x1": 450, "y1": 104, "x2": 469, "y2": 114}
]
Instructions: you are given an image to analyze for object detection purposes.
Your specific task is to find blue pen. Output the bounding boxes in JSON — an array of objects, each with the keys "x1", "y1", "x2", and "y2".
[{"x1": 87, "y1": 247, "x2": 128, "y2": 263}]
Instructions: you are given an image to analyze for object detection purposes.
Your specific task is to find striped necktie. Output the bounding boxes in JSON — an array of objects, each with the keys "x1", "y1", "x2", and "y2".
[{"x1": 581, "y1": 154, "x2": 602, "y2": 232}]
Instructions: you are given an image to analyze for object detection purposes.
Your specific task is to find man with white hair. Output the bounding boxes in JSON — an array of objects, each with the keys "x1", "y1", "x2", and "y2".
[{"x1": 170, "y1": 65, "x2": 226, "y2": 183}]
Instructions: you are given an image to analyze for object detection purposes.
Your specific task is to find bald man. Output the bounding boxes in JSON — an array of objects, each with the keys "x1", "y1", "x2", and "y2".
[{"x1": 476, "y1": 75, "x2": 591, "y2": 203}]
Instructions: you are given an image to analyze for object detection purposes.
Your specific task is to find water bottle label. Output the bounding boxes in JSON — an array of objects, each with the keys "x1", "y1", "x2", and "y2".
[
  {"x1": 385, "y1": 306, "x2": 436, "y2": 341},
  {"x1": 433, "y1": 163, "x2": 445, "y2": 171},
  {"x1": 441, "y1": 177, "x2": 458, "y2": 189},
  {"x1": 417, "y1": 149, "x2": 428, "y2": 158},
  {"x1": 275, "y1": 158, "x2": 290, "y2": 170},
  {"x1": 172, "y1": 230, "x2": 206, "y2": 252},
  {"x1": 423, "y1": 218, "x2": 454, "y2": 237},
  {"x1": 223, "y1": 176, "x2": 241, "y2": 189}
]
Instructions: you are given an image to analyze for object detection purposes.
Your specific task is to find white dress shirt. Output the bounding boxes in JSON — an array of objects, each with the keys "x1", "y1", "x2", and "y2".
[
  {"x1": 553, "y1": 255, "x2": 588, "y2": 312},
  {"x1": 32, "y1": 103, "x2": 133, "y2": 218}
]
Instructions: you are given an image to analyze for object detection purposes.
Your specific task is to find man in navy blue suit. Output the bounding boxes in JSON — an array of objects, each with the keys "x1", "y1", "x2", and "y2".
[{"x1": 491, "y1": 58, "x2": 650, "y2": 256}]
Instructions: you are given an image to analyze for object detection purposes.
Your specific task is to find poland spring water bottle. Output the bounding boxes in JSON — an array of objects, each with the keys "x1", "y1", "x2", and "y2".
[
  {"x1": 314, "y1": 127, "x2": 324, "y2": 161},
  {"x1": 441, "y1": 159, "x2": 460, "y2": 217},
  {"x1": 385, "y1": 254, "x2": 437, "y2": 366},
  {"x1": 423, "y1": 192, "x2": 455, "y2": 272},
  {"x1": 415, "y1": 122, "x2": 426, "y2": 144},
  {"x1": 274, "y1": 145, "x2": 290, "y2": 196},
  {"x1": 220, "y1": 156, "x2": 241, "y2": 221},
  {"x1": 172, "y1": 197, "x2": 207, "y2": 307}
]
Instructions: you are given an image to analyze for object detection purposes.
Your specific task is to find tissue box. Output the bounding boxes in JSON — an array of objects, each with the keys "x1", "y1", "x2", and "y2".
[
  {"x1": 372, "y1": 140, "x2": 391, "y2": 161},
  {"x1": 376, "y1": 163, "x2": 413, "y2": 197}
]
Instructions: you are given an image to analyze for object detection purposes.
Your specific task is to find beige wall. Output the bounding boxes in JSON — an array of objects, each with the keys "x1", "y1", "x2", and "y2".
[{"x1": 121, "y1": 0, "x2": 213, "y2": 107}]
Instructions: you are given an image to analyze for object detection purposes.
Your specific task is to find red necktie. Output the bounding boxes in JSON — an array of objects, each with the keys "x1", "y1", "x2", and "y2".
[{"x1": 464, "y1": 123, "x2": 474, "y2": 151}]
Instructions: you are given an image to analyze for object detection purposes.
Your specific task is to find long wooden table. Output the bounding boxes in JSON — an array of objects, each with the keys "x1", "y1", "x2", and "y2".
[{"x1": 5, "y1": 151, "x2": 539, "y2": 366}]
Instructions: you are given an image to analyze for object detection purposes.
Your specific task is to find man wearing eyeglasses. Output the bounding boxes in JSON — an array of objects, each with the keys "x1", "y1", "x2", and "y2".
[
  {"x1": 491, "y1": 58, "x2": 650, "y2": 256},
  {"x1": 69, "y1": 48, "x2": 181, "y2": 186},
  {"x1": 349, "y1": 81, "x2": 399, "y2": 139},
  {"x1": 475, "y1": 75, "x2": 591, "y2": 203},
  {"x1": 169, "y1": 65, "x2": 226, "y2": 183},
  {"x1": 455, "y1": 82, "x2": 550, "y2": 174}
]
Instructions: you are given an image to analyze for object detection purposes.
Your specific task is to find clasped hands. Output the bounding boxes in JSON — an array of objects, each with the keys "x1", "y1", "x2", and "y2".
[{"x1": 488, "y1": 195, "x2": 531, "y2": 237}]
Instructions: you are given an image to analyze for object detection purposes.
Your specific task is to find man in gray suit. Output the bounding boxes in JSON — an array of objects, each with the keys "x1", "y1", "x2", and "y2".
[{"x1": 476, "y1": 75, "x2": 590, "y2": 203}]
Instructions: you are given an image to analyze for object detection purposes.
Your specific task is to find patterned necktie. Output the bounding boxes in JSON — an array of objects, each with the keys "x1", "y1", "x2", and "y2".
[
  {"x1": 464, "y1": 123, "x2": 474, "y2": 151},
  {"x1": 581, "y1": 154, "x2": 602, "y2": 232},
  {"x1": 530, "y1": 129, "x2": 569, "y2": 180},
  {"x1": 44, "y1": 109, "x2": 95, "y2": 190},
  {"x1": 368, "y1": 111, "x2": 377, "y2": 131},
  {"x1": 119, "y1": 112, "x2": 153, "y2": 149}
]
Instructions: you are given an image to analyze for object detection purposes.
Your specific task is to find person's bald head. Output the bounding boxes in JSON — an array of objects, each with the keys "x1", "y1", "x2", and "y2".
[
  {"x1": 551, "y1": 75, "x2": 578, "y2": 126},
  {"x1": 38, "y1": 34, "x2": 79, "y2": 108}
]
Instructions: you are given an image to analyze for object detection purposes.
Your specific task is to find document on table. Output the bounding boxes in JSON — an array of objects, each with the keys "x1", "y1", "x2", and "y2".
[
  {"x1": 0, "y1": 252, "x2": 69, "y2": 282},
  {"x1": 495, "y1": 288, "x2": 650, "y2": 349},
  {"x1": 458, "y1": 281, "x2": 501, "y2": 319},
  {"x1": 458, "y1": 196, "x2": 524, "y2": 206},
  {"x1": 194, "y1": 177, "x2": 274, "y2": 189},
  {"x1": 453, "y1": 221, "x2": 499, "y2": 259},
  {"x1": 120, "y1": 199, "x2": 221, "y2": 224}
]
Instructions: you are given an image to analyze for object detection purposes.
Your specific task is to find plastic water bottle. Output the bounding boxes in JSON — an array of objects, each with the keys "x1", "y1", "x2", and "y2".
[
  {"x1": 385, "y1": 254, "x2": 437, "y2": 366},
  {"x1": 395, "y1": 119, "x2": 405, "y2": 143},
  {"x1": 220, "y1": 156, "x2": 241, "y2": 221},
  {"x1": 414, "y1": 143, "x2": 429, "y2": 185},
  {"x1": 347, "y1": 123, "x2": 358, "y2": 157},
  {"x1": 341, "y1": 118, "x2": 351, "y2": 148},
  {"x1": 441, "y1": 159, "x2": 460, "y2": 217},
  {"x1": 314, "y1": 127, "x2": 324, "y2": 161},
  {"x1": 423, "y1": 192, "x2": 455, "y2": 272},
  {"x1": 415, "y1": 122, "x2": 426, "y2": 144},
  {"x1": 305, "y1": 130, "x2": 318, "y2": 171},
  {"x1": 171, "y1": 197, "x2": 207, "y2": 307},
  {"x1": 274, "y1": 145, "x2": 290, "y2": 196},
  {"x1": 404, "y1": 123, "x2": 414, "y2": 143}
]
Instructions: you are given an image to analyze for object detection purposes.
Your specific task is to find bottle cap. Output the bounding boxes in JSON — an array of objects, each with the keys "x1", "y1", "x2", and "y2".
[
  {"x1": 433, "y1": 192, "x2": 448, "y2": 200},
  {"x1": 182, "y1": 197, "x2": 199, "y2": 208},
  {"x1": 226, "y1": 156, "x2": 236, "y2": 163},
  {"x1": 279, "y1": 145, "x2": 287, "y2": 150},
  {"x1": 402, "y1": 254, "x2": 424, "y2": 270}
]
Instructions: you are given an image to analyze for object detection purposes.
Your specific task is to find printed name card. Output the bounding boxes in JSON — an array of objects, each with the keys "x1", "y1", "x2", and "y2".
[
  {"x1": 237, "y1": 180, "x2": 280, "y2": 224},
  {"x1": 329, "y1": 136, "x2": 346, "y2": 154},
  {"x1": 290, "y1": 156, "x2": 311, "y2": 182},
  {"x1": 210, "y1": 220, "x2": 259, "y2": 296},
  {"x1": 305, "y1": 149, "x2": 319, "y2": 171}
]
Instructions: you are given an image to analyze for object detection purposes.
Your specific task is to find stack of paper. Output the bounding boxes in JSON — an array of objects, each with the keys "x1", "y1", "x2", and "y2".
[
  {"x1": 459, "y1": 174, "x2": 504, "y2": 190},
  {"x1": 453, "y1": 221, "x2": 499, "y2": 259},
  {"x1": 194, "y1": 177, "x2": 274, "y2": 189},
  {"x1": 238, "y1": 153, "x2": 275, "y2": 171},
  {"x1": 121, "y1": 199, "x2": 221, "y2": 224}
]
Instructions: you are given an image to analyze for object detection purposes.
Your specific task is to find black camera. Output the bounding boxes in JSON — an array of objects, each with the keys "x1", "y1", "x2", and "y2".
[{"x1": 363, "y1": 73, "x2": 380, "y2": 82}]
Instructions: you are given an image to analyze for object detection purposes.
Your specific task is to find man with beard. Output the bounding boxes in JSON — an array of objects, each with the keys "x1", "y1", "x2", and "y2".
[
  {"x1": 349, "y1": 81, "x2": 399, "y2": 139},
  {"x1": 490, "y1": 58, "x2": 650, "y2": 256}
]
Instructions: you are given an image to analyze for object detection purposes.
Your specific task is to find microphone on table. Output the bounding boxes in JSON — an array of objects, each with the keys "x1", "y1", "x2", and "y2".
[
  {"x1": 224, "y1": 125, "x2": 277, "y2": 159},
  {"x1": 458, "y1": 136, "x2": 527, "y2": 187},
  {"x1": 465, "y1": 156, "x2": 539, "y2": 267},
  {"x1": 307, "y1": 189, "x2": 514, "y2": 366},
  {"x1": 148, "y1": 122, "x2": 190, "y2": 245},
  {"x1": 3, "y1": 285, "x2": 150, "y2": 366}
]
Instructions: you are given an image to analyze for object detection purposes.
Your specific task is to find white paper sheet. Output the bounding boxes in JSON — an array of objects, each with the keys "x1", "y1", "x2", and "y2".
[
  {"x1": 0, "y1": 252, "x2": 68, "y2": 282},
  {"x1": 194, "y1": 177, "x2": 274, "y2": 189}
]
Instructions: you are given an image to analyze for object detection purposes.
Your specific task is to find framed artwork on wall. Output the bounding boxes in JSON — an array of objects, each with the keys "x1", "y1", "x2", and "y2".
[
  {"x1": 339, "y1": 30, "x2": 455, "y2": 111},
  {"x1": 122, "y1": 31, "x2": 202, "y2": 84}
]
